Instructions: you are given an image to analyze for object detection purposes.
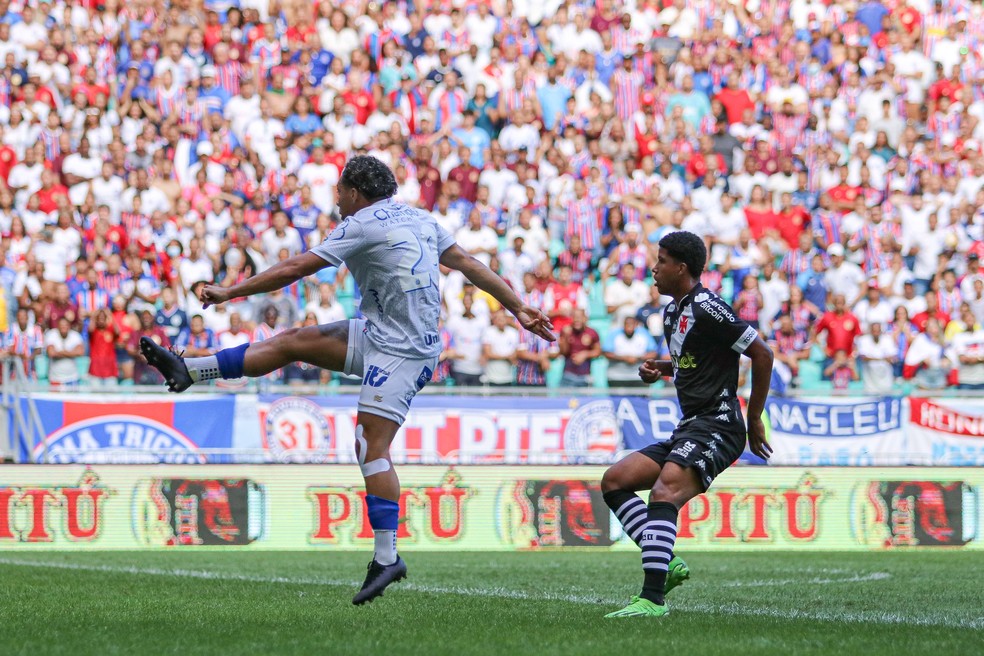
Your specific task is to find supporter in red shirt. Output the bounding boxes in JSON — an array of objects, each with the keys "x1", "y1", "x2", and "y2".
[
  {"x1": 545, "y1": 263, "x2": 587, "y2": 335},
  {"x1": 87, "y1": 308, "x2": 119, "y2": 383},
  {"x1": 558, "y1": 308, "x2": 600, "y2": 387},
  {"x1": 0, "y1": 143, "x2": 17, "y2": 183},
  {"x1": 827, "y1": 173, "x2": 861, "y2": 212},
  {"x1": 776, "y1": 192, "x2": 810, "y2": 249},
  {"x1": 341, "y1": 73, "x2": 375, "y2": 125},
  {"x1": 744, "y1": 185, "x2": 779, "y2": 241},
  {"x1": 34, "y1": 169, "x2": 69, "y2": 214},
  {"x1": 715, "y1": 72, "x2": 755, "y2": 124},
  {"x1": 811, "y1": 293, "x2": 863, "y2": 359},
  {"x1": 911, "y1": 292, "x2": 952, "y2": 333}
]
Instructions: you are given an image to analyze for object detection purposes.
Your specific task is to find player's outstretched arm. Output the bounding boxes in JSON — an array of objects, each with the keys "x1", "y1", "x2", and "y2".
[
  {"x1": 440, "y1": 244, "x2": 557, "y2": 341},
  {"x1": 200, "y1": 252, "x2": 327, "y2": 308},
  {"x1": 744, "y1": 336, "x2": 775, "y2": 460}
]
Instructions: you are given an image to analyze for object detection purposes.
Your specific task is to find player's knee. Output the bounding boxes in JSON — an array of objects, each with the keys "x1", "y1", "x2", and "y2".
[
  {"x1": 650, "y1": 478, "x2": 692, "y2": 507},
  {"x1": 601, "y1": 468, "x2": 624, "y2": 493},
  {"x1": 281, "y1": 326, "x2": 304, "y2": 342},
  {"x1": 354, "y1": 424, "x2": 392, "y2": 478}
]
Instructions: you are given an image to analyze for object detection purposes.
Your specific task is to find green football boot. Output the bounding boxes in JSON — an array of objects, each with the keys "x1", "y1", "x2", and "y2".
[
  {"x1": 604, "y1": 596, "x2": 669, "y2": 618},
  {"x1": 664, "y1": 556, "x2": 690, "y2": 596}
]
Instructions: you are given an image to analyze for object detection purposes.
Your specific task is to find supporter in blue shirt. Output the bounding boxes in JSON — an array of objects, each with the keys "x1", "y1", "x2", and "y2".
[
  {"x1": 198, "y1": 67, "x2": 231, "y2": 111},
  {"x1": 857, "y1": 1, "x2": 889, "y2": 36},
  {"x1": 537, "y1": 70, "x2": 572, "y2": 131},
  {"x1": 797, "y1": 253, "x2": 830, "y2": 310}
]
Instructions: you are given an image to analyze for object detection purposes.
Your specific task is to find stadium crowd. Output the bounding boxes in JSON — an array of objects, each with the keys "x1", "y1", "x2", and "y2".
[{"x1": 0, "y1": 0, "x2": 982, "y2": 392}]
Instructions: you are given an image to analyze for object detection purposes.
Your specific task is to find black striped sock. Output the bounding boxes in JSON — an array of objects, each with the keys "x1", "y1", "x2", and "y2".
[
  {"x1": 603, "y1": 489, "x2": 648, "y2": 547},
  {"x1": 640, "y1": 501, "x2": 679, "y2": 605}
]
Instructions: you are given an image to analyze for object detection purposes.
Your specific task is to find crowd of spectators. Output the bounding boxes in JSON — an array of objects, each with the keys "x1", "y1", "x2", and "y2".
[{"x1": 0, "y1": 0, "x2": 983, "y2": 392}]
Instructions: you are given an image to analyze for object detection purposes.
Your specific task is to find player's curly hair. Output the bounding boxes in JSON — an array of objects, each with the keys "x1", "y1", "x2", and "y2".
[
  {"x1": 339, "y1": 155, "x2": 398, "y2": 201},
  {"x1": 659, "y1": 231, "x2": 706, "y2": 278}
]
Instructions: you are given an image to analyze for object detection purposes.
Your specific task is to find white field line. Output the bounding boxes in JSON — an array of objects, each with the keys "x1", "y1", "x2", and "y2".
[{"x1": 0, "y1": 557, "x2": 981, "y2": 630}]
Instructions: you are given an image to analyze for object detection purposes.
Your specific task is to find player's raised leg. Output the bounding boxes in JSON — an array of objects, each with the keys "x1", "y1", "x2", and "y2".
[
  {"x1": 351, "y1": 411, "x2": 408, "y2": 605},
  {"x1": 139, "y1": 320, "x2": 350, "y2": 392},
  {"x1": 605, "y1": 462, "x2": 702, "y2": 618},
  {"x1": 601, "y1": 453, "x2": 690, "y2": 598}
]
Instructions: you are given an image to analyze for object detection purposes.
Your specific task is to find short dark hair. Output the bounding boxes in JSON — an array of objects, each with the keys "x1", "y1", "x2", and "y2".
[
  {"x1": 659, "y1": 231, "x2": 706, "y2": 278},
  {"x1": 339, "y1": 155, "x2": 398, "y2": 201}
]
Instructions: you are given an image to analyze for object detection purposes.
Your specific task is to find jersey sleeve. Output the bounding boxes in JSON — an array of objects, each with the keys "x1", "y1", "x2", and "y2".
[
  {"x1": 435, "y1": 221, "x2": 456, "y2": 255},
  {"x1": 694, "y1": 293, "x2": 758, "y2": 354},
  {"x1": 310, "y1": 218, "x2": 364, "y2": 267}
]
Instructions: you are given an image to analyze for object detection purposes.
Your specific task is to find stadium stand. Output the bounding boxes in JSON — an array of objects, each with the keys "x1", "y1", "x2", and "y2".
[{"x1": 0, "y1": 0, "x2": 981, "y2": 392}]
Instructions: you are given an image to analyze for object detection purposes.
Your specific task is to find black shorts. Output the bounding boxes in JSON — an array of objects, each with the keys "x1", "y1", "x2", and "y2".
[{"x1": 638, "y1": 414, "x2": 746, "y2": 491}]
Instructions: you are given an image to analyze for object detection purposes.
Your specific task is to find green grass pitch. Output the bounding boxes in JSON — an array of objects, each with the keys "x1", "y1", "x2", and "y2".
[{"x1": 1, "y1": 551, "x2": 982, "y2": 655}]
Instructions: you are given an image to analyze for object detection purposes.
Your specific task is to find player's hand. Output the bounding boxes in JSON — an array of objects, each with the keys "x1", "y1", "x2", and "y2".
[
  {"x1": 200, "y1": 284, "x2": 230, "y2": 309},
  {"x1": 747, "y1": 414, "x2": 773, "y2": 460},
  {"x1": 516, "y1": 305, "x2": 557, "y2": 342},
  {"x1": 639, "y1": 358, "x2": 663, "y2": 384}
]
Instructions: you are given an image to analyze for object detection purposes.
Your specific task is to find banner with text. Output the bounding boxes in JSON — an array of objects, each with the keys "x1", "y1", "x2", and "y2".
[
  {"x1": 764, "y1": 396, "x2": 906, "y2": 466},
  {"x1": 256, "y1": 395, "x2": 625, "y2": 464},
  {"x1": 0, "y1": 466, "x2": 978, "y2": 550},
  {"x1": 22, "y1": 394, "x2": 242, "y2": 464},
  {"x1": 907, "y1": 398, "x2": 984, "y2": 466}
]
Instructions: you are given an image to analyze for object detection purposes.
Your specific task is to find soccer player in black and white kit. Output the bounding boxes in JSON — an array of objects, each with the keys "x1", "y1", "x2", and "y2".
[{"x1": 602, "y1": 231, "x2": 774, "y2": 618}]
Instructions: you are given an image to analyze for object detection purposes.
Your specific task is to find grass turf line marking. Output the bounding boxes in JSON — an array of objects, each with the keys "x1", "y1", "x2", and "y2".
[{"x1": 0, "y1": 557, "x2": 980, "y2": 630}]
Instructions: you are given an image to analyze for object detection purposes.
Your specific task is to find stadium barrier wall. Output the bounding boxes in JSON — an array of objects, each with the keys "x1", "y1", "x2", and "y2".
[
  {"x1": 0, "y1": 465, "x2": 978, "y2": 550},
  {"x1": 13, "y1": 392, "x2": 984, "y2": 466}
]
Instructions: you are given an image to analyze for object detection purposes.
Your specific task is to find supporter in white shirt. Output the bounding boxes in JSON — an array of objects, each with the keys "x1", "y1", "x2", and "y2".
[
  {"x1": 759, "y1": 262, "x2": 791, "y2": 330},
  {"x1": 824, "y1": 244, "x2": 866, "y2": 307},
  {"x1": 852, "y1": 283, "x2": 895, "y2": 331},
  {"x1": 603, "y1": 316, "x2": 659, "y2": 386},
  {"x1": 482, "y1": 310, "x2": 520, "y2": 385},
  {"x1": 261, "y1": 212, "x2": 304, "y2": 261},
  {"x1": 498, "y1": 236, "x2": 536, "y2": 292},
  {"x1": 465, "y1": 4, "x2": 498, "y2": 50},
  {"x1": 478, "y1": 153, "x2": 519, "y2": 209},
  {"x1": 298, "y1": 149, "x2": 340, "y2": 214},
  {"x1": 224, "y1": 78, "x2": 262, "y2": 143},
  {"x1": 905, "y1": 212, "x2": 947, "y2": 286},
  {"x1": 304, "y1": 283, "x2": 347, "y2": 324},
  {"x1": 455, "y1": 209, "x2": 498, "y2": 267},
  {"x1": 45, "y1": 318, "x2": 85, "y2": 386},
  {"x1": 504, "y1": 208, "x2": 549, "y2": 262},
  {"x1": 857, "y1": 322, "x2": 898, "y2": 393},
  {"x1": 89, "y1": 162, "x2": 126, "y2": 219},
  {"x1": 217, "y1": 312, "x2": 252, "y2": 349},
  {"x1": 62, "y1": 137, "x2": 102, "y2": 200},
  {"x1": 7, "y1": 146, "x2": 43, "y2": 211},
  {"x1": 604, "y1": 263, "x2": 650, "y2": 328},
  {"x1": 446, "y1": 293, "x2": 490, "y2": 385},
  {"x1": 949, "y1": 327, "x2": 984, "y2": 387}
]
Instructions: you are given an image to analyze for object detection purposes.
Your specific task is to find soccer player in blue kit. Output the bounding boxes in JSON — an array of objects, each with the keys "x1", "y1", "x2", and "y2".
[
  {"x1": 601, "y1": 231, "x2": 774, "y2": 618},
  {"x1": 141, "y1": 156, "x2": 556, "y2": 605}
]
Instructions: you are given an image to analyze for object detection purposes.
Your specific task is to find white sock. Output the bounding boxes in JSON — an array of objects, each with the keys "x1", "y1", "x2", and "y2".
[
  {"x1": 374, "y1": 530, "x2": 397, "y2": 565},
  {"x1": 185, "y1": 356, "x2": 221, "y2": 383}
]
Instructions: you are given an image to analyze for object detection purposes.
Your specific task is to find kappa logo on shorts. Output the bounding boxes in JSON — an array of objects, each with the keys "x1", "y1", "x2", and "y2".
[
  {"x1": 415, "y1": 366, "x2": 433, "y2": 390},
  {"x1": 708, "y1": 441, "x2": 718, "y2": 452},
  {"x1": 705, "y1": 475, "x2": 712, "y2": 484},
  {"x1": 719, "y1": 389, "x2": 729, "y2": 397},
  {"x1": 364, "y1": 365, "x2": 391, "y2": 388},
  {"x1": 696, "y1": 459, "x2": 706, "y2": 471},
  {"x1": 671, "y1": 441, "x2": 697, "y2": 458},
  {"x1": 711, "y1": 433, "x2": 723, "y2": 442},
  {"x1": 702, "y1": 449, "x2": 715, "y2": 459},
  {"x1": 719, "y1": 401, "x2": 730, "y2": 412},
  {"x1": 715, "y1": 413, "x2": 730, "y2": 422}
]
